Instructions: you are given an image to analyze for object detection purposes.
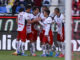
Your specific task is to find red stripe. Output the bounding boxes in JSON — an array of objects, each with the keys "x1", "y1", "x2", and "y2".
[
  {"x1": 0, "y1": 16, "x2": 17, "y2": 18},
  {"x1": 72, "y1": 17, "x2": 80, "y2": 19}
]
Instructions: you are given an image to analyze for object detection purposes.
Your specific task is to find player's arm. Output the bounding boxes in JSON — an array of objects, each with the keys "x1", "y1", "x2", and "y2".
[
  {"x1": 39, "y1": 21, "x2": 44, "y2": 26},
  {"x1": 27, "y1": 19, "x2": 38, "y2": 24},
  {"x1": 27, "y1": 17, "x2": 42, "y2": 24}
]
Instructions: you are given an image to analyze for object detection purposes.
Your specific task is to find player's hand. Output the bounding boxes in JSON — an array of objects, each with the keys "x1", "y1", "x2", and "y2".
[
  {"x1": 38, "y1": 17, "x2": 42, "y2": 21},
  {"x1": 60, "y1": 34, "x2": 63, "y2": 40}
]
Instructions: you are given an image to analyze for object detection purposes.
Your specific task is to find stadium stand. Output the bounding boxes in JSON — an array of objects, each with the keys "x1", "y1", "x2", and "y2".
[{"x1": 0, "y1": 0, "x2": 79, "y2": 16}]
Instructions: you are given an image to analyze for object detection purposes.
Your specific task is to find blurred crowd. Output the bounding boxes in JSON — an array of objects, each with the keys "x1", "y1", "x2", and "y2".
[
  {"x1": 72, "y1": 0, "x2": 80, "y2": 16},
  {"x1": 0, "y1": 0, "x2": 80, "y2": 16},
  {"x1": 0, "y1": 0, "x2": 51, "y2": 15}
]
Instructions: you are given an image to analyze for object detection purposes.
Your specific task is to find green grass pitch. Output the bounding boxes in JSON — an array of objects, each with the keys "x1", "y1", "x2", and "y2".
[{"x1": 0, "y1": 51, "x2": 64, "y2": 60}]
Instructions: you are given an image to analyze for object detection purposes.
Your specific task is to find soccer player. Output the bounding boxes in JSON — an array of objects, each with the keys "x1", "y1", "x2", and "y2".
[
  {"x1": 25, "y1": 6, "x2": 41, "y2": 56},
  {"x1": 39, "y1": 6, "x2": 49, "y2": 44},
  {"x1": 54, "y1": 8, "x2": 65, "y2": 57},
  {"x1": 39, "y1": 10, "x2": 53, "y2": 57},
  {"x1": 12, "y1": 5, "x2": 39, "y2": 56},
  {"x1": 13, "y1": 7, "x2": 31, "y2": 56},
  {"x1": 29, "y1": 6, "x2": 40, "y2": 56},
  {"x1": 50, "y1": 10, "x2": 60, "y2": 57}
]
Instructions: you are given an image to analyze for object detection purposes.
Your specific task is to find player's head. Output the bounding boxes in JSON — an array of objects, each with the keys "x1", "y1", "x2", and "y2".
[
  {"x1": 73, "y1": 5, "x2": 77, "y2": 10},
  {"x1": 42, "y1": 6, "x2": 49, "y2": 12},
  {"x1": 54, "y1": 8, "x2": 60, "y2": 15},
  {"x1": 43, "y1": 9, "x2": 50, "y2": 17},
  {"x1": 19, "y1": 8, "x2": 24, "y2": 12},
  {"x1": 32, "y1": 6, "x2": 39, "y2": 15},
  {"x1": 25, "y1": 5, "x2": 32, "y2": 13}
]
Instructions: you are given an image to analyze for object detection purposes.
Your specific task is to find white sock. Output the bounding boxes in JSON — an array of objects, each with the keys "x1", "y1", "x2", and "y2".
[
  {"x1": 52, "y1": 43, "x2": 59, "y2": 54},
  {"x1": 57, "y1": 41, "x2": 61, "y2": 51},
  {"x1": 31, "y1": 42, "x2": 36, "y2": 54},
  {"x1": 30, "y1": 44, "x2": 33, "y2": 54},
  {"x1": 16, "y1": 40, "x2": 21, "y2": 53},
  {"x1": 61, "y1": 42, "x2": 65, "y2": 55},
  {"x1": 21, "y1": 42, "x2": 25, "y2": 54},
  {"x1": 42, "y1": 45, "x2": 46, "y2": 54}
]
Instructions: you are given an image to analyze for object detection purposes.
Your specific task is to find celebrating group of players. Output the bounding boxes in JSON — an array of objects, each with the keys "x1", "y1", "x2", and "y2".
[{"x1": 12, "y1": 5, "x2": 65, "y2": 58}]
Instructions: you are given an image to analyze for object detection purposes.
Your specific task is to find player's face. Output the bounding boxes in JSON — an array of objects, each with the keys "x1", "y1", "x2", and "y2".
[
  {"x1": 54, "y1": 10, "x2": 58, "y2": 15},
  {"x1": 43, "y1": 11, "x2": 47, "y2": 17},
  {"x1": 26, "y1": 8, "x2": 31, "y2": 13},
  {"x1": 35, "y1": 8, "x2": 39, "y2": 14}
]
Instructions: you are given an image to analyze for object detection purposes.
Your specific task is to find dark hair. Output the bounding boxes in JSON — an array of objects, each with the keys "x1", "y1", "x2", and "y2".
[
  {"x1": 44, "y1": 10, "x2": 50, "y2": 15},
  {"x1": 32, "y1": 6, "x2": 39, "y2": 11},
  {"x1": 55, "y1": 8, "x2": 60, "y2": 13},
  {"x1": 42, "y1": 5, "x2": 48, "y2": 9},
  {"x1": 26, "y1": 5, "x2": 32, "y2": 10},
  {"x1": 19, "y1": 8, "x2": 24, "y2": 12}
]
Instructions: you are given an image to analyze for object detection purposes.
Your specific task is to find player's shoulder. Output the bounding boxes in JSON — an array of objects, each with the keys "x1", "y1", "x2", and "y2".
[
  {"x1": 47, "y1": 17, "x2": 52, "y2": 20},
  {"x1": 54, "y1": 15, "x2": 57, "y2": 19},
  {"x1": 61, "y1": 14, "x2": 64, "y2": 17},
  {"x1": 49, "y1": 12, "x2": 55, "y2": 17},
  {"x1": 24, "y1": 12, "x2": 31, "y2": 17},
  {"x1": 29, "y1": 13, "x2": 34, "y2": 19},
  {"x1": 37, "y1": 13, "x2": 40, "y2": 16},
  {"x1": 24, "y1": 12, "x2": 28, "y2": 15},
  {"x1": 18, "y1": 12, "x2": 25, "y2": 16},
  {"x1": 29, "y1": 13, "x2": 34, "y2": 16}
]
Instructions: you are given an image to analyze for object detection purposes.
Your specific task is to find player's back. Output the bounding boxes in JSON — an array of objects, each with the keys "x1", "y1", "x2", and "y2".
[
  {"x1": 43, "y1": 17, "x2": 52, "y2": 30},
  {"x1": 17, "y1": 12, "x2": 27, "y2": 31},
  {"x1": 18, "y1": 12, "x2": 26, "y2": 24},
  {"x1": 54, "y1": 14, "x2": 64, "y2": 23}
]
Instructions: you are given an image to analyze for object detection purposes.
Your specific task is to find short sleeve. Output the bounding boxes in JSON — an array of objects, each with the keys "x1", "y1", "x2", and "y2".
[
  {"x1": 30, "y1": 14, "x2": 34, "y2": 19},
  {"x1": 45, "y1": 17, "x2": 52, "y2": 24},
  {"x1": 61, "y1": 14, "x2": 64, "y2": 20},
  {"x1": 24, "y1": 13, "x2": 30, "y2": 20},
  {"x1": 54, "y1": 16, "x2": 57, "y2": 22}
]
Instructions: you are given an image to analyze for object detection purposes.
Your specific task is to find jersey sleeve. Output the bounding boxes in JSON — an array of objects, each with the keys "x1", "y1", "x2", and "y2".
[
  {"x1": 45, "y1": 17, "x2": 52, "y2": 24},
  {"x1": 24, "y1": 13, "x2": 30, "y2": 20},
  {"x1": 60, "y1": 14, "x2": 65, "y2": 23},
  {"x1": 39, "y1": 21, "x2": 44, "y2": 26},
  {"x1": 54, "y1": 16, "x2": 57, "y2": 22},
  {"x1": 30, "y1": 14, "x2": 34, "y2": 20}
]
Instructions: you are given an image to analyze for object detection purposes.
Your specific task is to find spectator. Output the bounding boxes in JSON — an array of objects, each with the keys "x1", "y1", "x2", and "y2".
[
  {"x1": 0, "y1": 0, "x2": 8, "y2": 5},
  {"x1": 12, "y1": 1, "x2": 19, "y2": 15},
  {"x1": 78, "y1": 3, "x2": 80, "y2": 16},
  {"x1": 8, "y1": 0, "x2": 15, "y2": 6},
  {"x1": 18, "y1": 0, "x2": 27, "y2": 6},
  {"x1": 72, "y1": 0, "x2": 78, "y2": 9},
  {"x1": 16, "y1": 3, "x2": 25, "y2": 13},
  {"x1": 0, "y1": 5, "x2": 7, "y2": 13},
  {"x1": 6, "y1": 5, "x2": 12, "y2": 13},
  {"x1": 5, "y1": 0, "x2": 15, "y2": 13},
  {"x1": 26, "y1": 0, "x2": 33, "y2": 6},
  {"x1": 33, "y1": 0, "x2": 43, "y2": 7},
  {"x1": 72, "y1": 6, "x2": 79, "y2": 16},
  {"x1": 42, "y1": 0, "x2": 51, "y2": 7}
]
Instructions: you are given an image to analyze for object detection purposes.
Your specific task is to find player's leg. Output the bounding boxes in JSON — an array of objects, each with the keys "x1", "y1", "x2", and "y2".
[
  {"x1": 40, "y1": 30, "x2": 45, "y2": 44},
  {"x1": 30, "y1": 30, "x2": 37, "y2": 56},
  {"x1": 12, "y1": 31, "x2": 21, "y2": 55},
  {"x1": 48, "y1": 30, "x2": 54, "y2": 56},
  {"x1": 16, "y1": 32, "x2": 21, "y2": 54},
  {"x1": 41, "y1": 34, "x2": 48, "y2": 57},
  {"x1": 58, "y1": 26, "x2": 65, "y2": 57},
  {"x1": 54, "y1": 33, "x2": 61, "y2": 57},
  {"x1": 20, "y1": 26, "x2": 27, "y2": 56}
]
